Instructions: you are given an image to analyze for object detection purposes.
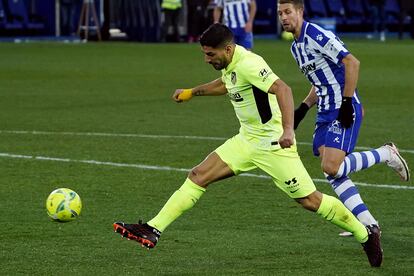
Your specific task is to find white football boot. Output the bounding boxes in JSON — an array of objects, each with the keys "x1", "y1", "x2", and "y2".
[{"x1": 383, "y1": 142, "x2": 410, "y2": 181}]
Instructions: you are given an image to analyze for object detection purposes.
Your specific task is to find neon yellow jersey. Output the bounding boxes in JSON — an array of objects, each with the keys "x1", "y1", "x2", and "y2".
[{"x1": 221, "y1": 45, "x2": 283, "y2": 149}]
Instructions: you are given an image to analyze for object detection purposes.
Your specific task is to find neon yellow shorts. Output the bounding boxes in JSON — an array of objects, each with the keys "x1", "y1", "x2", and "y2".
[{"x1": 215, "y1": 134, "x2": 316, "y2": 198}]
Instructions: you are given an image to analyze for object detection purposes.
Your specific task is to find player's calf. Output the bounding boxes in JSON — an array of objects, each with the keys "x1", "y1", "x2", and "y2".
[{"x1": 295, "y1": 190, "x2": 322, "y2": 211}]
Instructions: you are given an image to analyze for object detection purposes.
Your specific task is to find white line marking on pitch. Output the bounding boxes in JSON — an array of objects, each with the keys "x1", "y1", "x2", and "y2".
[
  {"x1": 0, "y1": 152, "x2": 412, "y2": 190},
  {"x1": 1, "y1": 130, "x2": 413, "y2": 154}
]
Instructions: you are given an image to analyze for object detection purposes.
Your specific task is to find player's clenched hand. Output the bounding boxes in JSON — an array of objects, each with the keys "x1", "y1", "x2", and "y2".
[
  {"x1": 172, "y1": 89, "x2": 193, "y2": 103},
  {"x1": 337, "y1": 96, "x2": 354, "y2": 128},
  {"x1": 278, "y1": 129, "x2": 295, "y2": 148}
]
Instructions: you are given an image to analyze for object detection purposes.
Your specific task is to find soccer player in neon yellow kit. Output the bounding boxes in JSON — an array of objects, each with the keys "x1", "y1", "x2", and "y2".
[{"x1": 114, "y1": 23, "x2": 381, "y2": 266}]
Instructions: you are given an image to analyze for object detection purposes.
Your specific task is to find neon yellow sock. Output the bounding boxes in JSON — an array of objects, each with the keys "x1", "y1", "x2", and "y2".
[
  {"x1": 317, "y1": 194, "x2": 368, "y2": 243},
  {"x1": 147, "y1": 178, "x2": 205, "y2": 232}
]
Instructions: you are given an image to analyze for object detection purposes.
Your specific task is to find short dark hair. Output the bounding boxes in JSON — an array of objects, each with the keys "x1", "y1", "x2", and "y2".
[
  {"x1": 278, "y1": 0, "x2": 304, "y2": 8},
  {"x1": 199, "y1": 23, "x2": 234, "y2": 48}
]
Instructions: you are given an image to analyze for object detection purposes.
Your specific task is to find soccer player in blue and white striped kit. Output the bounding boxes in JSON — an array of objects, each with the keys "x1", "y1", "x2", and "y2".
[
  {"x1": 213, "y1": 0, "x2": 256, "y2": 50},
  {"x1": 277, "y1": 0, "x2": 410, "y2": 239}
]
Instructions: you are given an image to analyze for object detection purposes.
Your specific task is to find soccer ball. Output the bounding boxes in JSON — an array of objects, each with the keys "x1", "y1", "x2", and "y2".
[
  {"x1": 281, "y1": 31, "x2": 294, "y2": 41},
  {"x1": 46, "y1": 188, "x2": 82, "y2": 222}
]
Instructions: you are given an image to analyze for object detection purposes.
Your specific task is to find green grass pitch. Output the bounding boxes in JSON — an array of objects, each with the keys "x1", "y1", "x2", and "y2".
[{"x1": 0, "y1": 39, "x2": 413, "y2": 275}]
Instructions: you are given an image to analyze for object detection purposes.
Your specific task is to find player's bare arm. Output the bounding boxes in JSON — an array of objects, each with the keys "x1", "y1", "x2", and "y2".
[
  {"x1": 245, "y1": 0, "x2": 257, "y2": 33},
  {"x1": 342, "y1": 54, "x2": 360, "y2": 98},
  {"x1": 303, "y1": 86, "x2": 318, "y2": 108},
  {"x1": 268, "y1": 79, "x2": 295, "y2": 148},
  {"x1": 172, "y1": 78, "x2": 227, "y2": 103},
  {"x1": 213, "y1": 6, "x2": 223, "y2": 23},
  {"x1": 338, "y1": 54, "x2": 360, "y2": 128}
]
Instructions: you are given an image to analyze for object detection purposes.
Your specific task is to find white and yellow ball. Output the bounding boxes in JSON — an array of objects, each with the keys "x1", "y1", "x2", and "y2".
[{"x1": 46, "y1": 188, "x2": 82, "y2": 222}]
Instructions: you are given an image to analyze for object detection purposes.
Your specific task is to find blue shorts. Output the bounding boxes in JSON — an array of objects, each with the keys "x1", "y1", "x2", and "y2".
[
  {"x1": 233, "y1": 31, "x2": 253, "y2": 49},
  {"x1": 313, "y1": 103, "x2": 363, "y2": 156}
]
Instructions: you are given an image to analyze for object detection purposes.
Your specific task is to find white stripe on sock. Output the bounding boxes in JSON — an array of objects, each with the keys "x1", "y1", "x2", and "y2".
[
  {"x1": 366, "y1": 151, "x2": 377, "y2": 167},
  {"x1": 333, "y1": 178, "x2": 353, "y2": 195},
  {"x1": 343, "y1": 193, "x2": 364, "y2": 211},
  {"x1": 376, "y1": 147, "x2": 391, "y2": 162},
  {"x1": 356, "y1": 210, "x2": 378, "y2": 226},
  {"x1": 354, "y1": 152, "x2": 363, "y2": 172}
]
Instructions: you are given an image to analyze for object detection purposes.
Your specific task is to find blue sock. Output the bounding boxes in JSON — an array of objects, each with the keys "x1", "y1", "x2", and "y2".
[{"x1": 326, "y1": 175, "x2": 377, "y2": 226}]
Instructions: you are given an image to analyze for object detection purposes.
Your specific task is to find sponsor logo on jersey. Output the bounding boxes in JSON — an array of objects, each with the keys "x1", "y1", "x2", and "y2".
[
  {"x1": 259, "y1": 68, "x2": 273, "y2": 82},
  {"x1": 259, "y1": 68, "x2": 268, "y2": 77},
  {"x1": 231, "y1": 71, "x2": 237, "y2": 85},
  {"x1": 316, "y1": 34, "x2": 323, "y2": 41},
  {"x1": 301, "y1": 62, "x2": 316, "y2": 74},
  {"x1": 228, "y1": 92, "x2": 243, "y2": 102}
]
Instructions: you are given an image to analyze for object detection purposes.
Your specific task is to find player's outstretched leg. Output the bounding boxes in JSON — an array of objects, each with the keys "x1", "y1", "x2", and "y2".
[
  {"x1": 334, "y1": 142, "x2": 410, "y2": 181},
  {"x1": 113, "y1": 178, "x2": 205, "y2": 249},
  {"x1": 324, "y1": 142, "x2": 410, "y2": 235},
  {"x1": 301, "y1": 191, "x2": 383, "y2": 267}
]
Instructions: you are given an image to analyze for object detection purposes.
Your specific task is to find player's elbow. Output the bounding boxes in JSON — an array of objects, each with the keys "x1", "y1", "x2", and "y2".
[
  {"x1": 281, "y1": 85, "x2": 293, "y2": 98},
  {"x1": 272, "y1": 79, "x2": 291, "y2": 95},
  {"x1": 344, "y1": 54, "x2": 360, "y2": 69},
  {"x1": 353, "y1": 57, "x2": 360, "y2": 69}
]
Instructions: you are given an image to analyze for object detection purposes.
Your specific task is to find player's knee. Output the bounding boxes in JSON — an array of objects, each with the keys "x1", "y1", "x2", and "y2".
[
  {"x1": 188, "y1": 167, "x2": 208, "y2": 187},
  {"x1": 322, "y1": 163, "x2": 339, "y2": 177}
]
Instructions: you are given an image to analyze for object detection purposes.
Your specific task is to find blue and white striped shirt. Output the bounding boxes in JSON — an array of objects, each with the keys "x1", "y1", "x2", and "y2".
[
  {"x1": 215, "y1": 0, "x2": 251, "y2": 30},
  {"x1": 290, "y1": 21, "x2": 361, "y2": 123}
]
